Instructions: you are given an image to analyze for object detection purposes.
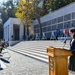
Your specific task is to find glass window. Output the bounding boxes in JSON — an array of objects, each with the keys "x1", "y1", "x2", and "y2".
[
  {"x1": 72, "y1": 20, "x2": 75, "y2": 27},
  {"x1": 46, "y1": 32, "x2": 51, "y2": 38},
  {"x1": 64, "y1": 21, "x2": 71, "y2": 29},
  {"x1": 34, "y1": 29, "x2": 36, "y2": 33},
  {"x1": 41, "y1": 23, "x2": 44, "y2": 27},
  {"x1": 72, "y1": 12, "x2": 75, "y2": 19},
  {"x1": 58, "y1": 16, "x2": 63, "y2": 23},
  {"x1": 58, "y1": 23, "x2": 63, "y2": 29},
  {"x1": 64, "y1": 13, "x2": 71, "y2": 21},
  {"x1": 34, "y1": 25, "x2": 36, "y2": 29},
  {"x1": 35, "y1": 25, "x2": 37, "y2": 28},
  {"x1": 46, "y1": 20, "x2": 51, "y2": 25},
  {"x1": 42, "y1": 22, "x2": 46, "y2": 27},
  {"x1": 34, "y1": 24, "x2": 39, "y2": 29},
  {"x1": 46, "y1": 26, "x2": 51, "y2": 31},
  {"x1": 42, "y1": 27, "x2": 46, "y2": 32},
  {"x1": 59, "y1": 30, "x2": 64, "y2": 37},
  {"x1": 51, "y1": 18, "x2": 57, "y2": 24},
  {"x1": 37, "y1": 29, "x2": 39, "y2": 33},
  {"x1": 34, "y1": 29, "x2": 39, "y2": 33},
  {"x1": 37, "y1": 24, "x2": 39, "y2": 28},
  {"x1": 52, "y1": 25, "x2": 56, "y2": 30}
]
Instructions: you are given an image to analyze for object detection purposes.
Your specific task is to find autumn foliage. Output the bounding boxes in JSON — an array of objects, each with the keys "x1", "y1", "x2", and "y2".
[{"x1": 16, "y1": 0, "x2": 34, "y2": 25}]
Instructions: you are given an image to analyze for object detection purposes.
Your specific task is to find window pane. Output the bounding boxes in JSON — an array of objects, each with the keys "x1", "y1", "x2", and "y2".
[
  {"x1": 72, "y1": 12, "x2": 75, "y2": 19},
  {"x1": 64, "y1": 21, "x2": 71, "y2": 28},
  {"x1": 64, "y1": 14, "x2": 71, "y2": 21},
  {"x1": 72, "y1": 20, "x2": 75, "y2": 27},
  {"x1": 52, "y1": 25, "x2": 56, "y2": 30},
  {"x1": 42, "y1": 27, "x2": 46, "y2": 32},
  {"x1": 58, "y1": 23, "x2": 63, "y2": 29},
  {"x1": 58, "y1": 16, "x2": 63, "y2": 23},
  {"x1": 46, "y1": 32, "x2": 51, "y2": 38},
  {"x1": 46, "y1": 26, "x2": 51, "y2": 31},
  {"x1": 46, "y1": 20, "x2": 51, "y2": 25},
  {"x1": 51, "y1": 18, "x2": 57, "y2": 24}
]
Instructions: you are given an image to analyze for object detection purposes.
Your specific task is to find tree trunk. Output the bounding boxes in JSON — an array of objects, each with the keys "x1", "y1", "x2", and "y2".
[
  {"x1": 33, "y1": 0, "x2": 42, "y2": 40},
  {"x1": 27, "y1": 25, "x2": 29, "y2": 36},
  {"x1": 26, "y1": 25, "x2": 29, "y2": 40},
  {"x1": 36, "y1": 7, "x2": 42, "y2": 40},
  {"x1": 37, "y1": 17, "x2": 42, "y2": 40},
  {"x1": 23, "y1": 25, "x2": 26, "y2": 40}
]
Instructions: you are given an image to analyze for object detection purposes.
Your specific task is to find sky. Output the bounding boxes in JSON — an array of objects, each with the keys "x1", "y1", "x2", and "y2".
[
  {"x1": 0, "y1": 0, "x2": 8, "y2": 7},
  {"x1": 0, "y1": 0, "x2": 7, "y2": 3}
]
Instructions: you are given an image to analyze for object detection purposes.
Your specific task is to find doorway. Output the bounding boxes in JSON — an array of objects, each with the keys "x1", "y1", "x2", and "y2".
[{"x1": 13, "y1": 24, "x2": 20, "y2": 40}]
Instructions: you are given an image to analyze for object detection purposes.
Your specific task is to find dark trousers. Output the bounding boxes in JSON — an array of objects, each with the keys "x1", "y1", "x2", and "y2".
[
  {"x1": 69, "y1": 51, "x2": 75, "y2": 71},
  {"x1": 0, "y1": 48, "x2": 3, "y2": 53}
]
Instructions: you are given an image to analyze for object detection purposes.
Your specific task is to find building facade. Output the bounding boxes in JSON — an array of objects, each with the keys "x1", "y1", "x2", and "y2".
[
  {"x1": 33, "y1": 2, "x2": 75, "y2": 39},
  {"x1": 4, "y1": 18, "x2": 34, "y2": 45},
  {"x1": 4, "y1": 18, "x2": 24, "y2": 45}
]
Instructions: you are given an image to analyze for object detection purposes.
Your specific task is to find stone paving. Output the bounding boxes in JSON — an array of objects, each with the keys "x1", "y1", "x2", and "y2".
[
  {"x1": 0, "y1": 41, "x2": 75, "y2": 75},
  {"x1": 0, "y1": 50, "x2": 48, "y2": 75}
]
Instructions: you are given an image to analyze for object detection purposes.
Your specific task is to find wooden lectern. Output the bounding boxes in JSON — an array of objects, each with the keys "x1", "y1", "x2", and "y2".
[{"x1": 46, "y1": 46, "x2": 72, "y2": 75}]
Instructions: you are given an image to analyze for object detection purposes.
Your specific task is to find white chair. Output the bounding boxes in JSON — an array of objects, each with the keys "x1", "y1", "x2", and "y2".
[{"x1": 42, "y1": 33, "x2": 46, "y2": 40}]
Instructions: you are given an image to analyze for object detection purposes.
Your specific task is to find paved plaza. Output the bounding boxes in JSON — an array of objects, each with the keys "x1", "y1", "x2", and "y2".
[
  {"x1": 0, "y1": 41, "x2": 75, "y2": 75},
  {"x1": 0, "y1": 50, "x2": 48, "y2": 75}
]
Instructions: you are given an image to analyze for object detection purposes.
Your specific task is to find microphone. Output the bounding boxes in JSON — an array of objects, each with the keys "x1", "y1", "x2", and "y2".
[{"x1": 62, "y1": 37, "x2": 67, "y2": 48}]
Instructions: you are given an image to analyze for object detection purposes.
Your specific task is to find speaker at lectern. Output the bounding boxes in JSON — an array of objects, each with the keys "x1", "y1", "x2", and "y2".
[{"x1": 46, "y1": 46, "x2": 72, "y2": 75}]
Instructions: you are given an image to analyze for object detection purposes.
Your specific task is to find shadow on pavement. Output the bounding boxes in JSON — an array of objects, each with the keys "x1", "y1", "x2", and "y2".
[
  {"x1": 0, "y1": 68, "x2": 3, "y2": 70},
  {"x1": 0, "y1": 58, "x2": 10, "y2": 63}
]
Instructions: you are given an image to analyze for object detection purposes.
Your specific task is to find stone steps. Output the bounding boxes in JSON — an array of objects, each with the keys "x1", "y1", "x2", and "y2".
[
  {"x1": 8, "y1": 41, "x2": 70, "y2": 63},
  {"x1": 8, "y1": 47, "x2": 48, "y2": 63}
]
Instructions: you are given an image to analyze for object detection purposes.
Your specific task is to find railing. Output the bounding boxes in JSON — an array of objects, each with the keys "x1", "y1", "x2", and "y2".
[{"x1": 58, "y1": 37, "x2": 71, "y2": 40}]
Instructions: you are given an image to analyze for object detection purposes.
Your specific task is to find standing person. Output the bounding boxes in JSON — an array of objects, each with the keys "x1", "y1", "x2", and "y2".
[
  {"x1": 65, "y1": 27, "x2": 69, "y2": 37},
  {"x1": 0, "y1": 39, "x2": 3, "y2": 53},
  {"x1": 69, "y1": 28, "x2": 75, "y2": 71},
  {"x1": 55, "y1": 29, "x2": 60, "y2": 40},
  {"x1": 2, "y1": 39, "x2": 5, "y2": 48}
]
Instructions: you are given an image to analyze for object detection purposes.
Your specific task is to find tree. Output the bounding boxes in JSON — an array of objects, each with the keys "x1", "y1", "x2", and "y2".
[
  {"x1": 16, "y1": 0, "x2": 35, "y2": 39},
  {"x1": 42, "y1": 0, "x2": 50, "y2": 15},
  {"x1": 1, "y1": 0, "x2": 17, "y2": 24},
  {"x1": 32, "y1": 0, "x2": 43, "y2": 40},
  {"x1": 1, "y1": 7, "x2": 9, "y2": 24},
  {"x1": 16, "y1": 0, "x2": 75, "y2": 40},
  {"x1": 45, "y1": 0, "x2": 75, "y2": 12}
]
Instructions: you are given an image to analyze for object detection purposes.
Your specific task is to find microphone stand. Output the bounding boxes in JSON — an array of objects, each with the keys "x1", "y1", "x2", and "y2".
[{"x1": 62, "y1": 38, "x2": 67, "y2": 48}]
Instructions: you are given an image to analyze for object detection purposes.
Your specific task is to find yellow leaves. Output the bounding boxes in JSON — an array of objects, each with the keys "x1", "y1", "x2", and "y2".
[
  {"x1": 15, "y1": 0, "x2": 34, "y2": 25},
  {"x1": 23, "y1": 0, "x2": 27, "y2": 4},
  {"x1": 18, "y1": 0, "x2": 23, "y2": 6}
]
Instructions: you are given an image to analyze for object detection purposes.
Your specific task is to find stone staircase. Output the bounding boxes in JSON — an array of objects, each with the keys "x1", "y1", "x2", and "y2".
[{"x1": 8, "y1": 41, "x2": 70, "y2": 63}]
